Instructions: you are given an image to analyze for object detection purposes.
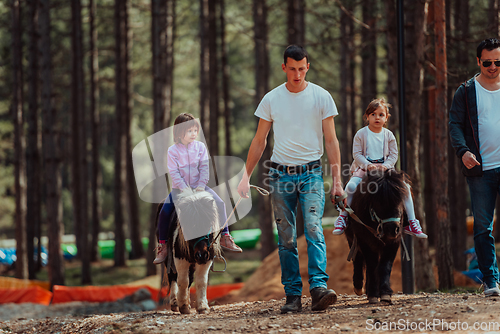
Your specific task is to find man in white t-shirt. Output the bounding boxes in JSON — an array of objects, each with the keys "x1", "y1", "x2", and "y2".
[
  {"x1": 449, "y1": 38, "x2": 500, "y2": 297},
  {"x1": 237, "y1": 45, "x2": 345, "y2": 313}
]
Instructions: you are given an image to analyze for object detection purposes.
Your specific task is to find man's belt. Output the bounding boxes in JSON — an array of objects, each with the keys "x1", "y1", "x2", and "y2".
[{"x1": 270, "y1": 160, "x2": 321, "y2": 175}]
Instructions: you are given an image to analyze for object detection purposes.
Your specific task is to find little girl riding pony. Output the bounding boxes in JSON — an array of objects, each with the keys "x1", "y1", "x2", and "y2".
[
  {"x1": 154, "y1": 113, "x2": 242, "y2": 264},
  {"x1": 332, "y1": 98, "x2": 427, "y2": 238}
]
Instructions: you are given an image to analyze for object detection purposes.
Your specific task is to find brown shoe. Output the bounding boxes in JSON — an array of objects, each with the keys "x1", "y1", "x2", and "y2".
[
  {"x1": 153, "y1": 243, "x2": 167, "y2": 264},
  {"x1": 220, "y1": 234, "x2": 242, "y2": 253}
]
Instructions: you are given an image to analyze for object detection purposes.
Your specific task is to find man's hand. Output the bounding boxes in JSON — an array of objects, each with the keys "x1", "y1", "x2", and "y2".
[
  {"x1": 462, "y1": 151, "x2": 480, "y2": 169},
  {"x1": 195, "y1": 186, "x2": 205, "y2": 192},
  {"x1": 237, "y1": 177, "x2": 250, "y2": 198},
  {"x1": 330, "y1": 182, "x2": 346, "y2": 207}
]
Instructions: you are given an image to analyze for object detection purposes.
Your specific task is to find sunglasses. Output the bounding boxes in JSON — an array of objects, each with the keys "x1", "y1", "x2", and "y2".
[{"x1": 481, "y1": 59, "x2": 500, "y2": 67}]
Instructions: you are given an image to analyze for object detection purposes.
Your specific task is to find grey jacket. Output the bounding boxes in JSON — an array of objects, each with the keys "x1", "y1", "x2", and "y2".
[{"x1": 449, "y1": 75, "x2": 483, "y2": 177}]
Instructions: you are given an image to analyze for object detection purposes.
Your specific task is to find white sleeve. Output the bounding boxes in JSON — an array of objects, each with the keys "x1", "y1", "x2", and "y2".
[{"x1": 254, "y1": 94, "x2": 272, "y2": 122}]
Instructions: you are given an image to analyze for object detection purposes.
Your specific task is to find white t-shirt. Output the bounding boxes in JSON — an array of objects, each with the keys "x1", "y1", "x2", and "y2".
[
  {"x1": 475, "y1": 79, "x2": 500, "y2": 171},
  {"x1": 255, "y1": 82, "x2": 338, "y2": 165},
  {"x1": 365, "y1": 128, "x2": 384, "y2": 162}
]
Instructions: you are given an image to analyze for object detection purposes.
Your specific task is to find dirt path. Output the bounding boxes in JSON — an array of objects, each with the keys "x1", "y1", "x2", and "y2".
[{"x1": 1, "y1": 292, "x2": 499, "y2": 333}]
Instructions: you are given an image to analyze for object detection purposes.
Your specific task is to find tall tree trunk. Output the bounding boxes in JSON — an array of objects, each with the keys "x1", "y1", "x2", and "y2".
[
  {"x1": 126, "y1": 25, "x2": 143, "y2": 260},
  {"x1": 40, "y1": 0, "x2": 65, "y2": 287},
  {"x1": 434, "y1": 0, "x2": 454, "y2": 289},
  {"x1": 254, "y1": 0, "x2": 275, "y2": 259},
  {"x1": 71, "y1": 0, "x2": 91, "y2": 285},
  {"x1": 340, "y1": 0, "x2": 354, "y2": 184},
  {"x1": 208, "y1": 0, "x2": 219, "y2": 156},
  {"x1": 287, "y1": 0, "x2": 305, "y2": 46},
  {"x1": 27, "y1": 0, "x2": 42, "y2": 279},
  {"x1": 361, "y1": 0, "x2": 377, "y2": 110},
  {"x1": 200, "y1": 0, "x2": 210, "y2": 141},
  {"x1": 89, "y1": 0, "x2": 102, "y2": 263},
  {"x1": 385, "y1": 0, "x2": 399, "y2": 130},
  {"x1": 405, "y1": 0, "x2": 436, "y2": 291},
  {"x1": 219, "y1": 0, "x2": 231, "y2": 157},
  {"x1": 489, "y1": 0, "x2": 499, "y2": 35},
  {"x1": 114, "y1": 0, "x2": 128, "y2": 267},
  {"x1": 149, "y1": 0, "x2": 175, "y2": 275},
  {"x1": 448, "y1": 0, "x2": 469, "y2": 270},
  {"x1": 12, "y1": 0, "x2": 28, "y2": 280}
]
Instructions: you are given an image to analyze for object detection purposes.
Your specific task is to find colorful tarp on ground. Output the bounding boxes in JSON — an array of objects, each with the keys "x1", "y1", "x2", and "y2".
[{"x1": 0, "y1": 276, "x2": 244, "y2": 305}]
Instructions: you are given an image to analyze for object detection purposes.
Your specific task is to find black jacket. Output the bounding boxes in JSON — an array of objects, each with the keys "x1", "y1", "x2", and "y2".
[{"x1": 449, "y1": 75, "x2": 483, "y2": 177}]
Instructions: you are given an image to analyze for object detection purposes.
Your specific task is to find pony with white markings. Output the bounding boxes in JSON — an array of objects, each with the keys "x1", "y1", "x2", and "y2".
[{"x1": 156, "y1": 190, "x2": 222, "y2": 314}]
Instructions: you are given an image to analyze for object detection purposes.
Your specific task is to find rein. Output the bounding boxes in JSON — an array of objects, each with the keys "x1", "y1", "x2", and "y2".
[
  {"x1": 210, "y1": 185, "x2": 270, "y2": 273},
  {"x1": 212, "y1": 185, "x2": 270, "y2": 245}
]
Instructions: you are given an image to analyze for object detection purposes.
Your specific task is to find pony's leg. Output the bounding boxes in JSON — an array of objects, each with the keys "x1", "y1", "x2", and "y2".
[
  {"x1": 360, "y1": 244, "x2": 380, "y2": 301},
  {"x1": 194, "y1": 261, "x2": 212, "y2": 314},
  {"x1": 378, "y1": 243, "x2": 399, "y2": 302},
  {"x1": 170, "y1": 280, "x2": 179, "y2": 312},
  {"x1": 352, "y1": 251, "x2": 365, "y2": 296},
  {"x1": 174, "y1": 258, "x2": 192, "y2": 314}
]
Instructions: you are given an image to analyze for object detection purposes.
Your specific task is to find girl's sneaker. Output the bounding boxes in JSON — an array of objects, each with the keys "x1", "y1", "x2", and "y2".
[
  {"x1": 404, "y1": 219, "x2": 428, "y2": 238},
  {"x1": 153, "y1": 243, "x2": 168, "y2": 264},
  {"x1": 220, "y1": 234, "x2": 242, "y2": 253},
  {"x1": 332, "y1": 215, "x2": 348, "y2": 235}
]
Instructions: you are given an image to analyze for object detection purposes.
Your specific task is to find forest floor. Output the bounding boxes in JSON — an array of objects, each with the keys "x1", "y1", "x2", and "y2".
[{"x1": 1, "y1": 291, "x2": 499, "y2": 333}]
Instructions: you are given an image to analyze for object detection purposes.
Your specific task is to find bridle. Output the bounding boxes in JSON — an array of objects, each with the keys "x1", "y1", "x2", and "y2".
[{"x1": 369, "y1": 207, "x2": 401, "y2": 239}]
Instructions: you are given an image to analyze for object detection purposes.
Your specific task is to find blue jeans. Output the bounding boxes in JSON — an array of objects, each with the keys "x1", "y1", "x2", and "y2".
[
  {"x1": 268, "y1": 165, "x2": 328, "y2": 296},
  {"x1": 158, "y1": 187, "x2": 229, "y2": 242},
  {"x1": 467, "y1": 167, "x2": 500, "y2": 287}
]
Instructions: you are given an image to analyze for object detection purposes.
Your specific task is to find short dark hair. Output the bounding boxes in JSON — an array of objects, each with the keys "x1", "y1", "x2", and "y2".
[
  {"x1": 173, "y1": 113, "x2": 200, "y2": 143},
  {"x1": 283, "y1": 45, "x2": 308, "y2": 65},
  {"x1": 477, "y1": 38, "x2": 500, "y2": 59}
]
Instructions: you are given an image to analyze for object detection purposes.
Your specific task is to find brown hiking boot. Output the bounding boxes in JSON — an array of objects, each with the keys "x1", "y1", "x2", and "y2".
[
  {"x1": 153, "y1": 243, "x2": 167, "y2": 264},
  {"x1": 220, "y1": 234, "x2": 242, "y2": 253}
]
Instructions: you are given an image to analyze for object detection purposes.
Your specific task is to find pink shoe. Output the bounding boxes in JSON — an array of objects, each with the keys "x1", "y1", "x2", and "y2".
[
  {"x1": 404, "y1": 219, "x2": 428, "y2": 238},
  {"x1": 332, "y1": 215, "x2": 348, "y2": 235},
  {"x1": 220, "y1": 234, "x2": 242, "y2": 253},
  {"x1": 153, "y1": 243, "x2": 168, "y2": 264}
]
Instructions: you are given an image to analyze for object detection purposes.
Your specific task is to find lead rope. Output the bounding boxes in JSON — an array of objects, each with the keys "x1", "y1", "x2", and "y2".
[{"x1": 211, "y1": 185, "x2": 270, "y2": 272}]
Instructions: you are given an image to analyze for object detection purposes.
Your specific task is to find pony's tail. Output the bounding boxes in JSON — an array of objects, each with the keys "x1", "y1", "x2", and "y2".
[{"x1": 158, "y1": 264, "x2": 171, "y2": 307}]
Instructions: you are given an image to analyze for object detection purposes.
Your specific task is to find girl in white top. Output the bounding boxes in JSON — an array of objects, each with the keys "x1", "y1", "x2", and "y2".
[{"x1": 332, "y1": 98, "x2": 427, "y2": 238}]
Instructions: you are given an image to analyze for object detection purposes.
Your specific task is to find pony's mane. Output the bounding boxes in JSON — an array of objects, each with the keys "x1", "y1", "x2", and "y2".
[
  {"x1": 175, "y1": 190, "x2": 221, "y2": 257},
  {"x1": 358, "y1": 169, "x2": 408, "y2": 209}
]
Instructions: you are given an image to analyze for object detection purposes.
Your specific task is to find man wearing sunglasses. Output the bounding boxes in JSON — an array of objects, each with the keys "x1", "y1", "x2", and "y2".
[{"x1": 449, "y1": 38, "x2": 500, "y2": 297}]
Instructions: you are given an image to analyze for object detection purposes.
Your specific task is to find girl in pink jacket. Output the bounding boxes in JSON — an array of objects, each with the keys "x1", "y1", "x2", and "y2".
[
  {"x1": 154, "y1": 113, "x2": 242, "y2": 264},
  {"x1": 332, "y1": 98, "x2": 427, "y2": 238}
]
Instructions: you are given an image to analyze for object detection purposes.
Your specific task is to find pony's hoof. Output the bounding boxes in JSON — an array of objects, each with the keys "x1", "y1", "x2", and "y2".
[
  {"x1": 380, "y1": 294, "x2": 392, "y2": 303},
  {"x1": 368, "y1": 297, "x2": 379, "y2": 304},
  {"x1": 170, "y1": 305, "x2": 179, "y2": 312},
  {"x1": 353, "y1": 287, "x2": 363, "y2": 296},
  {"x1": 197, "y1": 307, "x2": 210, "y2": 314},
  {"x1": 179, "y1": 304, "x2": 191, "y2": 314}
]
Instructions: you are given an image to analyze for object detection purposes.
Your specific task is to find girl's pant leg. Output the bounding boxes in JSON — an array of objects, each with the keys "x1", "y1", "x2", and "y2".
[
  {"x1": 345, "y1": 177, "x2": 362, "y2": 206},
  {"x1": 158, "y1": 193, "x2": 175, "y2": 241},
  {"x1": 204, "y1": 187, "x2": 229, "y2": 234},
  {"x1": 403, "y1": 183, "x2": 417, "y2": 221}
]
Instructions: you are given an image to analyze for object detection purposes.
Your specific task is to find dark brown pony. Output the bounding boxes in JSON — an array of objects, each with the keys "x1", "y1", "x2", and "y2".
[
  {"x1": 155, "y1": 191, "x2": 221, "y2": 314},
  {"x1": 344, "y1": 168, "x2": 409, "y2": 304}
]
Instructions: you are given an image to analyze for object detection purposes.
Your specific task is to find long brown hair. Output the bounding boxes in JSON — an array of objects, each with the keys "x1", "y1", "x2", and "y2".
[
  {"x1": 173, "y1": 113, "x2": 200, "y2": 143},
  {"x1": 363, "y1": 98, "x2": 392, "y2": 126}
]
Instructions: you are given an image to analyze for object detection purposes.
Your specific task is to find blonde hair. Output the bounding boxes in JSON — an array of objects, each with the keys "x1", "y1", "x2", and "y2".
[
  {"x1": 173, "y1": 113, "x2": 200, "y2": 143},
  {"x1": 363, "y1": 98, "x2": 392, "y2": 126}
]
